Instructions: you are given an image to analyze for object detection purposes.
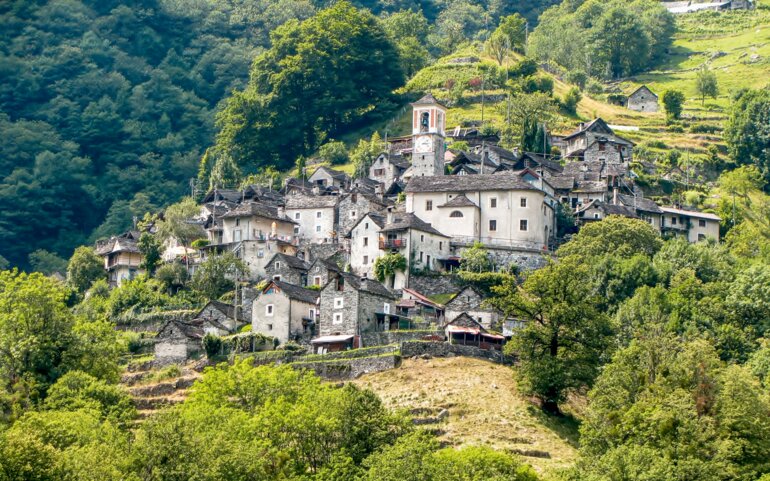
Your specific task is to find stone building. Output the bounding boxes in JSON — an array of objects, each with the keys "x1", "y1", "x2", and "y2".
[
  {"x1": 195, "y1": 300, "x2": 248, "y2": 334},
  {"x1": 562, "y1": 118, "x2": 634, "y2": 162},
  {"x1": 307, "y1": 257, "x2": 342, "y2": 288},
  {"x1": 410, "y1": 93, "x2": 446, "y2": 178},
  {"x1": 575, "y1": 199, "x2": 638, "y2": 224},
  {"x1": 347, "y1": 212, "x2": 386, "y2": 282},
  {"x1": 405, "y1": 174, "x2": 556, "y2": 252},
  {"x1": 618, "y1": 194, "x2": 664, "y2": 230},
  {"x1": 264, "y1": 252, "x2": 310, "y2": 285},
  {"x1": 626, "y1": 85, "x2": 659, "y2": 112},
  {"x1": 96, "y1": 231, "x2": 145, "y2": 288},
  {"x1": 444, "y1": 286, "x2": 501, "y2": 330},
  {"x1": 308, "y1": 166, "x2": 350, "y2": 190},
  {"x1": 285, "y1": 194, "x2": 339, "y2": 244},
  {"x1": 317, "y1": 272, "x2": 396, "y2": 338},
  {"x1": 660, "y1": 207, "x2": 721, "y2": 243},
  {"x1": 154, "y1": 319, "x2": 203, "y2": 366},
  {"x1": 338, "y1": 190, "x2": 391, "y2": 237},
  {"x1": 252, "y1": 280, "x2": 319, "y2": 344},
  {"x1": 368, "y1": 153, "x2": 410, "y2": 192}
]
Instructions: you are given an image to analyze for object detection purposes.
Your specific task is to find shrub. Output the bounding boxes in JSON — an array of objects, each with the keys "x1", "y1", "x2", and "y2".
[
  {"x1": 690, "y1": 123, "x2": 721, "y2": 134},
  {"x1": 606, "y1": 93, "x2": 626, "y2": 105},
  {"x1": 586, "y1": 79, "x2": 604, "y2": 95},
  {"x1": 565, "y1": 70, "x2": 588, "y2": 90},
  {"x1": 203, "y1": 334, "x2": 223, "y2": 358},
  {"x1": 318, "y1": 140, "x2": 349, "y2": 165},
  {"x1": 561, "y1": 87, "x2": 582, "y2": 115}
]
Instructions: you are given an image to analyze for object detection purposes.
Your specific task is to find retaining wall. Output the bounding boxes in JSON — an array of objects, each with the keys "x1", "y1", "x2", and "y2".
[
  {"x1": 401, "y1": 341, "x2": 514, "y2": 364},
  {"x1": 292, "y1": 354, "x2": 401, "y2": 380},
  {"x1": 362, "y1": 330, "x2": 443, "y2": 347}
]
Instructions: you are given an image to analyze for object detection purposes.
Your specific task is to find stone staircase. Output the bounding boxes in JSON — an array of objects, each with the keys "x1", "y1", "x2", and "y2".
[{"x1": 122, "y1": 366, "x2": 200, "y2": 420}]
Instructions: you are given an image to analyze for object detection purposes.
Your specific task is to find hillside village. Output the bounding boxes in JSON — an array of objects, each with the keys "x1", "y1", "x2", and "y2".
[{"x1": 96, "y1": 93, "x2": 722, "y2": 370}]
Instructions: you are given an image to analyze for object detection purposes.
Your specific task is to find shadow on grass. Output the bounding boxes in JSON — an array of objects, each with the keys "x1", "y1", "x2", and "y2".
[{"x1": 525, "y1": 404, "x2": 581, "y2": 449}]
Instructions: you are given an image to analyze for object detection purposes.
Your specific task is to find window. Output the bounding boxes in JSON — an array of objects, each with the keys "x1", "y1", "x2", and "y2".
[
  {"x1": 698, "y1": 233, "x2": 706, "y2": 241},
  {"x1": 439, "y1": 241, "x2": 443, "y2": 250},
  {"x1": 314, "y1": 276, "x2": 321, "y2": 285},
  {"x1": 315, "y1": 225, "x2": 321, "y2": 232},
  {"x1": 698, "y1": 219, "x2": 706, "y2": 227},
  {"x1": 273, "y1": 275, "x2": 281, "y2": 281},
  {"x1": 489, "y1": 220, "x2": 497, "y2": 231},
  {"x1": 671, "y1": 217, "x2": 677, "y2": 225},
  {"x1": 293, "y1": 226, "x2": 300, "y2": 235},
  {"x1": 419, "y1": 252, "x2": 424, "y2": 262},
  {"x1": 520, "y1": 197, "x2": 527, "y2": 208},
  {"x1": 520, "y1": 219, "x2": 528, "y2": 231},
  {"x1": 234, "y1": 230, "x2": 242, "y2": 242},
  {"x1": 275, "y1": 261, "x2": 281, "y2": 270},
  {"x1": 420, "y1": 234, "x2": 425, "y2": 242},
  {"x1": 363, "y1": 255, "x2": 368, "y2": 265},
  {"x1": 426, "y1": 255, "x2": 431, "y2": 266},
  {"x1": 334, "y1": 297, "x2": 344, "y2": 309},
  {"x1": 365, "y1": 222, "x2": 369, "y2": 230},
  {"x1": 336, "y1": 277, "x2": 344, "y2": 291},
  {"x1": 426, "y1": 200, "x2": 433, "y2": 211},
  {"x1": 235, "y1": 218, "x2": 240, "y2": 226},
  {"x1": 383, "y1": 303, "x2": 390, "y2": 314},
  {"x1": 599, "y1": 143, "x2": 606, "y2": 152},
  {"x1": 490, "y1": 198, "x2": 497, "y2": 208},
  {"x1": 450, "y1": 211, "x2": 464, "y2": 218},
  {"x1": 257, "y1": 249, "x2": 264, "y2": 258},
  {"x1": 309, "y1": 309, "x2": 315, "y2": 320},
  {"x1": 316, "y1": 211, "x2": 322, "y2": 219},
  {"x1": 266, "y1": 305, "x2": 274, "y2": 316},
  {"x1": 294, "y1": 212, "x2": 300, "y2": 220},
  {"x1": 594, "y1": 213, "x2": 600, "y2": 219},
  {"x1": 333, "y1": 313, "x2": 343, "y2": 324},
  {"x1": 363, "y1": 237, "x2": 368, "y2": 247},
  {"x1": 267, "y1": 324, "x2": 272, "y2": 330},
  {"x1": 374, "y1": 168, "x2": 385, "y2": 176}
]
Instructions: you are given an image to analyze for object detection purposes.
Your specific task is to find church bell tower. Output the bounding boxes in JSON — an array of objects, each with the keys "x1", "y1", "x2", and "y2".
[{"x1": 411, "y1": 93, "x2": 446, "y2": 177}]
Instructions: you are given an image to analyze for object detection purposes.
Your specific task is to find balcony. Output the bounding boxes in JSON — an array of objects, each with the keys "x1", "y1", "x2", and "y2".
[{"x1": 379, "y1": 238, "x2": 407, "y2": 249}]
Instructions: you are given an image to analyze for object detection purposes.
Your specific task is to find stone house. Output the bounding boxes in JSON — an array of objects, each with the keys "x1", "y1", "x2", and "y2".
[
  {"x1": 347, "y1": 212, "x2": 386, "y2": 282},
  {"x1": 626, "y1": 85, "x2": 658, "y2": 112},
  {"x1": 154, "y1": 319, "x2": 204, "y2": 366},
  {"x1": 447, "y1": 150, "x2": 498, "y2": 175},
  {"x1": 307, "y1": 257, "x2": 342, "y2": 288},
  {"x1": 368, "y1": 153, "x2": 410, "y2": 192},
  {"x1": 405, "y1": 174, "x2": 556, "y2": 252},
  {"x1": 397, "y1": 288, "x2": 445, "y2": 324},
  {"x1": 308, "y1": 166, "x2": 350, "y2": 190},
  {"x1": 264, "y1": 252, "x2": 310, "y2": 285},
  {"x1": 195, "y1": 300, "x2": 248, "y2": 334},
  {"x1": 618, "y1": 194, "x2": 664, "y2": 230},
  {"x1": 285, "y1": 194, "x2": 339, "y2": 243},
  {"x1": 338, "y1": 190, "x2": 391, "y2": 237},
  {"x1": 444, "y1": 286, "x2": 501, "y2": 330},
  {"x1": 660, "y1": 207, "x2": 721, "y2": 243},
  {"x1": 575, "y1": 199, "x2": 638, "y2": 224},
  {"x1": 252, "y1": 280, "x2": 319, "y2": 344},
  {"x1": 562, "y1": 118, "x2": 634, "y2": 162},
  {"x1": 445, "y1": 313, "x2": 505, "y2": 351},
  {"x1": 317, "y1": 272, "x2": 396, "y2": 338},
  {"x1": 95, "y1": 231, "x2": 144, "y2": 287}
]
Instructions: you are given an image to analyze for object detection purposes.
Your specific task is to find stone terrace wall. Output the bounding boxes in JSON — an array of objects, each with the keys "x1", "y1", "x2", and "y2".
[
  {"x1": 408, "y1": 274, "x2": 463, "y2": 298},
  {"x1": 362, "y1": 330, "x2": 443, "y2": 347},
  {"x1": 401, "y1": 341, "x2": 514, "y2": 365},
  {"x1": 292, "y1": 354, "x2": 401, "y2": 380}
]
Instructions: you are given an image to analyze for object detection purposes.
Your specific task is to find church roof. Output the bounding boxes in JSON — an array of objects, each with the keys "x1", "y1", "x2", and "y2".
[{"x1": 411, "y1": 92, "x2": 447, "y2": 108}]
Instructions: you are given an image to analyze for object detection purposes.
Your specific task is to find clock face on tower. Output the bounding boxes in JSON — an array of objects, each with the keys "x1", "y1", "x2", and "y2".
[{"x1": 414, "y1": 135, "x2": 433, "y2": 154}]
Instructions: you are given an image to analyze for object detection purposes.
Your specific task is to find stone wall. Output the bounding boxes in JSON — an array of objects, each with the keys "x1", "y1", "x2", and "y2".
[
  {"x1": 302, "y1": 244, "x2": 344, "y2": 264},
  {"x1": 408, "y1": 274, "x2": 463, "y2": 298},
  {"x1": 292, "y1": 354, "x2": 401, "y2": 380},
  {"x1": 361, "y1": 330, "x2": 443, "y2": 347},
  {"x1": 319, "y1": 281, "x2": 359, "y2": 336},
  {"x1": 401, "y1": 341, "x2": 514, "y2": 364},
  {"x1": 485, "y1": 247, "x2": 550, "y2": 272}
]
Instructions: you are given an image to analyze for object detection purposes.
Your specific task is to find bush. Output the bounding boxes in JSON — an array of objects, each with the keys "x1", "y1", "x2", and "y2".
[
  {"x1": 606, "y1": 93, "x2": 626, "y2": 106},
  {"x1": 565, "y1": 70, "x2": 588, "y2": 90},
  {"x1": 521, "y1": 75, "x2": 554, "y2": 95},
  {"x1": 318, "y1": 140, "x2": 349, "y2": 165},
  {"x1": 561, "y1": 87, "x2": 582, "y2": 115},
  {"x1": 508, "y1": 58, "x2": 538, "y2": 79},
  {"x1": 690, "y1": 123, "x2": 721, "y2": 134},
  {"x1": 668, "y1": 124, "x2": 684, "y2": 133},
  {"x1": 203, "y1": 333, "x2": 223, "y2": 358},
  {"x1": 586, "y1": 79, "x2": 604, "y2": 95}
]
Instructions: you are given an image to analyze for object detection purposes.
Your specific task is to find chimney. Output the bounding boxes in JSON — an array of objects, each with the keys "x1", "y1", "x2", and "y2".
[
  {"x1": 613, "y1": 188, "x2": 618, "y2": 205},
  {"x1": 312, "y1": 184, "x2": 320, "y2": 195},
  {"x1": 513, "y1": 146, "x2": 519, "y2": 157},
  {"x1": 375, "y1": 183, "x2": 384, "y2": 201},
  {"x1": 277, "y1": 205, "x2": 286, "y2": 218},
  {"x1": 386, "y1": 206, "x2": 394, "y2": 225},
  {"x1": 579, "y1": 122, "x2": 585, "y2": 131}
]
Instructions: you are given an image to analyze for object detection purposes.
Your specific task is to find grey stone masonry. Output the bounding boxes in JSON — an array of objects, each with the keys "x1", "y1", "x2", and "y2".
[
  {"x1": 318, "y1": 274, "x2": 395, "y2": 337},
  {"x1": 401, "y1": 341, "x2": 513, "y2": 364}
]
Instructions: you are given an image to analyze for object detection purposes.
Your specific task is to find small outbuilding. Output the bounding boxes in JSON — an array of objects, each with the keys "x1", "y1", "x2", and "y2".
[
  {"x1": 154, "y1": 319, "x2": 204, "y2": 366},
  {"x1": 626, "y1": 86, "x2": 659, "y2": 112}
]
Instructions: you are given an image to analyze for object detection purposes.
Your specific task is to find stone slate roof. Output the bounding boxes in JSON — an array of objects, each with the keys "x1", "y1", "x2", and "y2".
[
  {"x1": 412, "y1": 92, "x2": 446, "y2": 108},
  {"x1": 380, "y1": 213, "x2": 449, "y2": 237},
  {"x1": 438, "y1": 193, "x2": 478, "y2": 208},
  {"x1": 242, "y1": 184, "x2": 284, "y2": 205},
  {"x1": 660, "y1": 206, "x2": 721, "y2": 221},
  {"x1": 578, "y1": 200, "x2": 637, "y2": 218},
  {"x1": 389, "y1": 154, "x2": 411, "y2": 169},
  {"x1": 268, "y1": 280, "x2": 319, "y2": 305},
  {"x1": 198, "y1": 299, "x2": 248, "y2": 322},
  {"x1": 266, "y1": 252, "x2": 310, "y2": 271},
  {"x1": 312, "y1": 166, "x2": 349, "y2": 181},
  {"x1": 338, "y1": 272, "x2": 396, "y2": 299},
  {"x1": 285, "y1": 195, "x2": 339, "y2": 209},
  {"x1": 405, "y1": 173, "x2": 537, "y2": 193},
  {"x1": 618, "y1": 194, "x2": 663, "y2": 214},
  {"x1": 312, "y1": 257, "x2": 342, "y2": 273},
  {"x1": 628, "y1": 85, "x2": 657, "y2": 99},
  {"x1": 348, "y1": 212, "x2": 386, "y2": 235},
  {"x1": 543, "y1": 173, "x2": 575, "y2": 190},
  {"x1": 157, "y1": 319, "x2": 204, "y2": 340},
  {"x1": 95, "y1": 231, "x2": 141, "y2": 255},
  {"x1": 573, "y1": 181, "x2": 608, "y2": 193},
  {"x1": 221, "y1": 202, "x2": 295, "y2": 223},
  {"x1": 562, "y1": 118, "x2": 613, "y2": 140},
  {"x1": 201, "y1": 189, "x2": 242, "y2": 203}
]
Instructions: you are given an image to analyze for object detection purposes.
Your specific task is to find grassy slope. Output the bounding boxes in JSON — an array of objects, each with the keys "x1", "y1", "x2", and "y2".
[{"x1": 353, "y1": 356, "x2": 580, "y2": 478}]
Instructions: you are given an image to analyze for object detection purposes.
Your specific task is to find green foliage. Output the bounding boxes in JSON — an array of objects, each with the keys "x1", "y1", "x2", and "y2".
[
  {"x1": 154, "y1": 262, "x2": 189, "y2": 294},
  {"x1": 351, "y1": 132, "x2": 385, "y2": 178},
  {"x1": 499, "y1": 92, "x2": 556, "y2": 150},
  {"x1": 695, "y1": 64, "x2": 720, "y2": 106},
  {"x1": 725, "y1": 88, "x2": 770, "y2": 185},
  {"x1": 561, "y1": 87, "x2": 582, "y2": 115},
  {"x1": 191, "y1": 252, "x2": 247, "y2": 301},
  {"x1": 43, "y1": 371, "x2": 135, "y2": 428},
  {"x1": 155, "y1": 197, "x2": 205, "y2": 254},
  {"x1": 459, "y1": 242, "x2": 493, "y2": 273},
  {"x1": 496, "y1": 14, "x2": 527, "y2": 53},
  {"x1": 557, "y1": 215, "x2": 663, "y2": 259},
  {"x1": 28, "y1": 250, "x2": 68, "y2": 276},
  {"x1": 529, "y1": 0, "x2": 675, "y2": 79},
  {"x1": 318, "y1": 140, "x2": 350, "y2": 166},
  {"x1": 662, "y1": 89, "x2": 686, "y2": 120},
  {"x1": 457, "y1": 271, "x2": 517, "y2": 297},
  {"x1": 565, "y1": 70, "x2": 588, "y2": 90},
  {"x1": 491, "y1": 257, "x2": 614, "y2": 414},
  {"x1": 373, "y1": 252, "x2": 407, "y2": 284},
  {"x1": 216, "y1": 2, "x2": 404, "y2": 172},
  {"x1": 66, "y1": 246, "x2": 105, "y2": 294},
  {"x1": 137, "y1": 233, "x2": 162, "y2": 275}
]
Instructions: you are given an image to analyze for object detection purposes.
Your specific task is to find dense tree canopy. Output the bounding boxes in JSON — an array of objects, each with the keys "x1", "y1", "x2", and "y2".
[{"x1": 725, "y1": 88, "x2": 770, "y2": 187}]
